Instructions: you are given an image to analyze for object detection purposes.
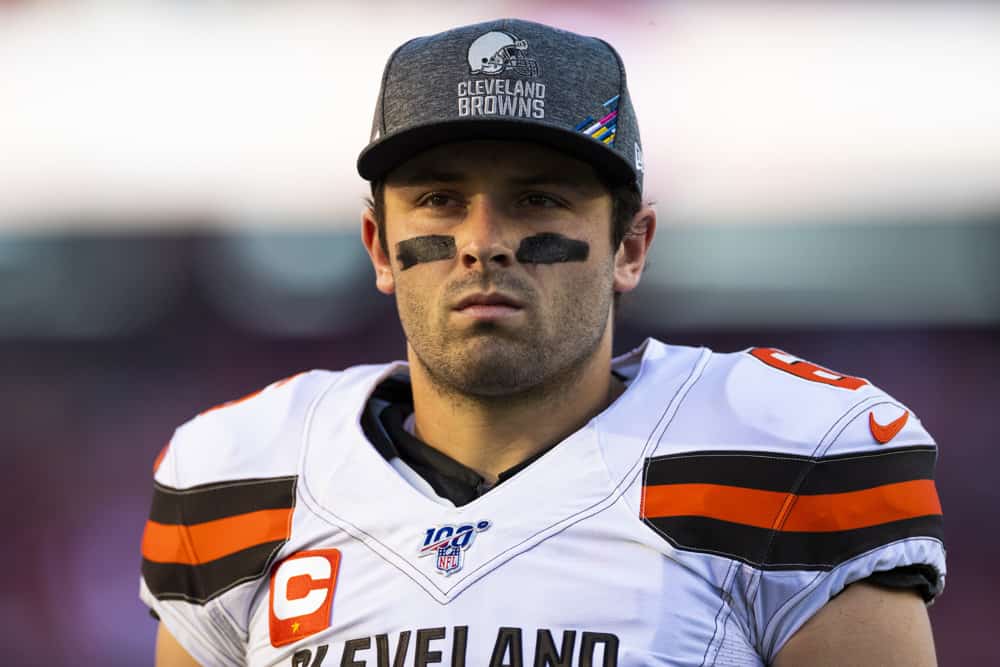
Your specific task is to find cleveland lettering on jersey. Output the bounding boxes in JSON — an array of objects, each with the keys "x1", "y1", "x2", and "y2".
[{"x1": 293, "y1": 627, "x2": 619, "y2": 667}]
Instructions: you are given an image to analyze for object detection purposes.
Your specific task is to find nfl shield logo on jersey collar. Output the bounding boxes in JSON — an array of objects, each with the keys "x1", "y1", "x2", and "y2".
[{"x1": 418, "y1": 520, "x2": 491, "y2": 576}]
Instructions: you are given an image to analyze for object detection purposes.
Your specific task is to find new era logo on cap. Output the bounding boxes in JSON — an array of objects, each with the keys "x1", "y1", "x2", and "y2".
[{"x1": 357, "y1": 18, "x2": 643, "y2": 194}]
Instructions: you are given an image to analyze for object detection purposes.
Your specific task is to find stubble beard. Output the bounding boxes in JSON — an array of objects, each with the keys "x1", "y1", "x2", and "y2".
[{"x1": 398, "y1": 266, "x2": 615, "y2": 403}]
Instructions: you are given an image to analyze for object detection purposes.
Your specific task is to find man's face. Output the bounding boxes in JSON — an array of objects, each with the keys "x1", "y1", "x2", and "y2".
[{"x1": 369, "y1": 140, "x2": 619, "y2": 398}]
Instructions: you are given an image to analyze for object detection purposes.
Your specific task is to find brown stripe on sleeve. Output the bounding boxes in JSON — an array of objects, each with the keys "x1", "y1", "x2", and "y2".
[
  {"x1": 643, "y1": 515, "x2": 944, "y2": 570},
  {"x1": 142, "y1": 541, "x2": 288, "y2": 604},
  {"x1": 149, "y1": 476, "x2": 297, "y2": 525},
  {"x1": 643, "y1": 446, "x2": 937, "y2": 494},
  {"x1": 641, "y1": 448, "x2": 943, "y2": 570},
  {"x1": 643, "y1": 451, "x2": 809, "y2": 493},
  {"x1": 797, "y1": 447, "x2": 936, "y2": 494},
  {"x1": 141, "y1": 476, "x2": 296, "y2": 603}
]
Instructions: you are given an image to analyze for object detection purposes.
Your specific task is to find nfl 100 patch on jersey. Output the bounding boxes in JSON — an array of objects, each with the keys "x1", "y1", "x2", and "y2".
[
  {"x1": 140, "y1": 339, "x2": 945, "y2": 666},
  {"x1": 418, "y1": 521, "x2": 492, "y2": 576}
]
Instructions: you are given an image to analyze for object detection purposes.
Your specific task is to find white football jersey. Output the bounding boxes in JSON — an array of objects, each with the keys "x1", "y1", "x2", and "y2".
[{"x1": 140, "y1": 339, "x2": 945, "y2": 667}]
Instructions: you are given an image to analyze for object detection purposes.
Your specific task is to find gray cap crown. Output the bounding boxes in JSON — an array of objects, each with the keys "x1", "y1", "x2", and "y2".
[{"x1": 357, "y1": 18, "x2": 643, "y2": 193}]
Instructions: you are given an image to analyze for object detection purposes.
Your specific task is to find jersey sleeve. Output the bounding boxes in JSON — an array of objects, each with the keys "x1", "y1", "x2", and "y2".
[
  {"x1": 139, "y1": 423, "x2": 250, "y2": 666},
  {"x1": 753, "y1": 397, "x2": 946, "y2": 662},
  {"x1": 635, "y1": 346, "x2": 946, "y2": 663},
  {"x1": 138, "y1": 373, "x2": 313, "y2": 666}
]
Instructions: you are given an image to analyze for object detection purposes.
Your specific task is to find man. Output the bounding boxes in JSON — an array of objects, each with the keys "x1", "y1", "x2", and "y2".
[{"x1": 142, "y1": 18, "x2": 945, "y2": 666}]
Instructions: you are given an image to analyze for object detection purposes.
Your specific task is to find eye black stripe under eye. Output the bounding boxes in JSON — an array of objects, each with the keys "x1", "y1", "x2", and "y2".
[
  {"x1": 516, "y1": 233, "x2": 589, "y2": 264},
  {"x1": 396, "y1": 235, "x2": 457, "y2": 270},
  {"x1": 393, "y1": 233, "x2": 589, "y2": 269}
]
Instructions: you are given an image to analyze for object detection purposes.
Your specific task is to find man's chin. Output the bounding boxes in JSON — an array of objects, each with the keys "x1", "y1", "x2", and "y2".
[
  {"x1": 427, "y1": 339, "x2": 545, "y2": 397},
  {"x1": 445, "y1": 368, "x2": 541, "y2": 398}
]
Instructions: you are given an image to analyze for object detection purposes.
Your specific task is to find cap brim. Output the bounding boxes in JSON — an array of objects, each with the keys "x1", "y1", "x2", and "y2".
[{"x1": 357, "y1": 118, "x2": 636, "y2": 188}]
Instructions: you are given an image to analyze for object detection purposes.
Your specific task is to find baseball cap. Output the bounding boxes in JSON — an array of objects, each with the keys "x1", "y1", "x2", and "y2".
[{"x1": 357, "y1": 18, "x2": 644, "y2": 193}]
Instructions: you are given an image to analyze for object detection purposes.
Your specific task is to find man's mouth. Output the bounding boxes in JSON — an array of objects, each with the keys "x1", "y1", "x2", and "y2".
[{"x1": 453, "y1": 292, "x2": 525, "y2": 320}]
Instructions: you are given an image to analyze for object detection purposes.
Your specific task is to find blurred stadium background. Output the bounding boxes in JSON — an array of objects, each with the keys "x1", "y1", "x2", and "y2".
[{"x1": 1, "y1": 1, "x2": 997, "y2": 664}]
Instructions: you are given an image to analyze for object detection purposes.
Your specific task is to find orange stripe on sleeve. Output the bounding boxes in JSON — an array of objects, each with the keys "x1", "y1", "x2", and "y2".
[
  {"x1": 783, "y1": 479, "x2": 942, "y2": 532},
  {"x1": 142, "y1": 507, "x2": 293, "y2": 565},
  {"x1": 642, "y1": 479, "x2": 941, "y2": 533},
  {"x1": 643, "y1": 483, "x2": 789, "y2": 529}
]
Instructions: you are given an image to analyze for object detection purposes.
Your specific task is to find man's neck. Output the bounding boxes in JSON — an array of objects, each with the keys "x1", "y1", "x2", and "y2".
[{"x1": 406, "y1": 331, "x2": 623, "y2": 484}]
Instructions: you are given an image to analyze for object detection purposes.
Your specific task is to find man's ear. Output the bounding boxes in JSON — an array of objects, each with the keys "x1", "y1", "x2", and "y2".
[
  {"x1": 361, "y1": 208, "x2": 396, "y2": 295},
  {"x1": 613, "y1": 204, "x2": 656, "y2": 294}
]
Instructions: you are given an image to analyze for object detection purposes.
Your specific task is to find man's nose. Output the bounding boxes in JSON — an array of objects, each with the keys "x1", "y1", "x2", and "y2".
[{"x1": 459, "y1": 199, "x2": 515, "y2": 270}]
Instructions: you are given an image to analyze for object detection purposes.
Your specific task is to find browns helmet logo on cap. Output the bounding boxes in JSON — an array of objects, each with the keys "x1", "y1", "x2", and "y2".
[{"x1": 467, "y1": 30, "x2": 539, "y2": 77}]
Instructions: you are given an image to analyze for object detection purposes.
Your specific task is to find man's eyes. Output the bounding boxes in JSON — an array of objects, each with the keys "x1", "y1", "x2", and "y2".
[
  {"x1": 414, "y1": 192, "x2": 567, "y2": 210},
  {"x1": 418, "y1": 192, "x2": 461, "y2": 208},
  {"x1": 519, "y1": 193, "x2": 564, "y2": 208}
]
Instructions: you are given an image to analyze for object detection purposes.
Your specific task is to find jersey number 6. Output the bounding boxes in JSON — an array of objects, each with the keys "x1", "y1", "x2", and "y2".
[{"x1": 749, "y1": 347, "x2": 868, "y2": 391}]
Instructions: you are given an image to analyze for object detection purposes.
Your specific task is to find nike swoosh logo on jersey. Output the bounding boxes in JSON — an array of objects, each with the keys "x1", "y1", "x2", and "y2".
[{"x1": 869, "y1": 409, "x2": 909, "y2": 444}]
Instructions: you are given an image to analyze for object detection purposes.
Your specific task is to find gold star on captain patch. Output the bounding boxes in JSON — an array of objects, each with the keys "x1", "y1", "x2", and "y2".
[{"x1": 291, "y1": 621, "x2": 301, "y2": 634}]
